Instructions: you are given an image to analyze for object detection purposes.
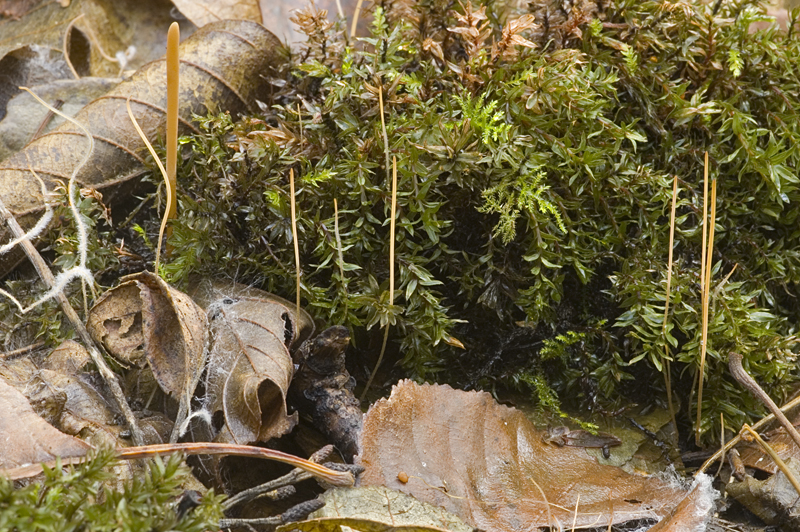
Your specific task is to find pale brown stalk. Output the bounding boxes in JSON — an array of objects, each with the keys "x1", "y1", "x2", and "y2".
[
  {"x1": 126, "y1": 99, "x2": 171, "y2": 275},
  {"x1": 696, "y1": 168, "x2": 717, "y2": 445},
  {"x1": 663, "y1": 175, "x2": 678, "y2": 435},
  {"x1": 740, "y1": 424, "x2": 800, "y2": 498},
  {"x1": 163, "y1": 22, "x2": 179, "y2": 260},
  {"x1": 290, "y1": 168, "x2": 301, "y2": 321},
  {"x1": 361, "y1": 156, "x2": 398, "y2": 401}
]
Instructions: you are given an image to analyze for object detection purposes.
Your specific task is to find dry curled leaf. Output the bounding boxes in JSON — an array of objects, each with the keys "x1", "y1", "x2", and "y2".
[
  {"x1": 88, "y1": 271, "x2": 208, "y2": 442},
  {"x1": 190, "y1": 278, "x2": 314, "y2": 446},
  {"x1": 357, "y1": 381, "x2": 713, "y2": 531},
  {"x1": 726, "y1": 457, "x2": 800, "y2": 528},
  {"x1": 0, "y1": 19, "x2": 282, "y2": 277}
]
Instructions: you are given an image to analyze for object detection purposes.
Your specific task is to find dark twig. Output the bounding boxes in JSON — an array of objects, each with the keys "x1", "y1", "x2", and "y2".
[
  {"x1": 728, "y1": 352, "x2": 800, "y2": 451},
  {"x1": 223, "y1": 445, "x2": 335, "y2": 511}
]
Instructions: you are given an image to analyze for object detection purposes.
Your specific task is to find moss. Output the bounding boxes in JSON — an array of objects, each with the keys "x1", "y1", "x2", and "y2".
[
  {"x1": 0, "y1": 449, "x2": 224, "y2": 532},
  {"x1": 155, "y1": 0, "x2": 800, "y2": 443}
]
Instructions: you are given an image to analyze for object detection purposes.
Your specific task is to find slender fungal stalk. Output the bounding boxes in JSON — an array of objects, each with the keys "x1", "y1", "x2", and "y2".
[
  {"x1": 361, "y1": 156, "x2": 398, "y2": 401},
  {"x1": 663, "y1": 175, "x2": 678, "y2": 435},
  {"x1": 696, "y1": 168, "x2": 717, "y2": 445},
  {"x1": 290, "y1": 168, "x2": 301, "y2": 321},
  {"x1": 164, "y1": 21, "x2": 179, "y2": 257},
  {"x1": 126, "y1": 98, "x2": 171, "y2": 275},
  {"x1": 351, "y1": 0, "x2": 365, "y2": 37}
]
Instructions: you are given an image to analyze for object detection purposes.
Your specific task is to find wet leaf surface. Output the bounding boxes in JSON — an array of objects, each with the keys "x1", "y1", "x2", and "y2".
[{"x1": 357, "y1": 380, "x2": 712, "y2": 530}]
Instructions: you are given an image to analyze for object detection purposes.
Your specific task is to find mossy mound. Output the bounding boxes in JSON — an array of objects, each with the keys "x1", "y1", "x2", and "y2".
[{"x1": 158, "y1": 0, "x2": 798, "y2": 443}]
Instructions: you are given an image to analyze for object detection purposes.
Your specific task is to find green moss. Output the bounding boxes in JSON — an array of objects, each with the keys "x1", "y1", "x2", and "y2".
[
  {"x1": 0, "y1": 449, "x2": 224, "y2": 532},
  {"x1": 148, "y1": 0, "x2": 800, "y2": 443}
]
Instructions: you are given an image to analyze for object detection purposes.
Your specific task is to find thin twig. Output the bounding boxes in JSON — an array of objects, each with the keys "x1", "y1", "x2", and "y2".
[
  {"x1": 0, "y1": 197, "x2": 142, "y2": 445},
  {"x1": 31, "y1": 99, "x2": 64, "y2": 141},
  {"x1": 729, "y1": 352, "x2": 800, "y2": 451},
  {"x1": 740, "y1": 424, "x2": 800, "y2": 498},
  {"x1": 224, "y1": 446, "x2": 333, "y2": 510},
  {"x1": 697, "y1": 392, "x2": 800, "y2": 474},
  {"x1": 715, "y1": 412, "x2": 725, "y2": 478},
  {"x1": 116, "y1": 443, "x2": 354, "y2": 486},
  {"x1": 0, "y1": 341, "x2": 45, "y2": 359}
]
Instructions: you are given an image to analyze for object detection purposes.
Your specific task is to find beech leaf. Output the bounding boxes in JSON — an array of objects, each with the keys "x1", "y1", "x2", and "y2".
[
  {"x1": 0, "y1": 19, "x2": 283, "y2": 277},
  {"x1": 357, "y1": 380, "x2": 715, "y2": 531}
]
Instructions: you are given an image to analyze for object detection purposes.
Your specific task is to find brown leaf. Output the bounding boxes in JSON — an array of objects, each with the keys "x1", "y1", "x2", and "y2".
[
  {"x1": 88, "y1": 271, "x2": 208, "y2": 441},
  {"x1": 190, "y1": 279, "x2": 315, "y2": 446},
  {"x1": 737, "y1": 408, "x2": 800, "y2": 475},
  {"x1": 0, "y1": 19, "x2": 283, "y2": 277},
  {"x1": 357, "y1": 381, "x2": 709, "y2": 531},
  {"x1": 172, "y1": 0, "x2": 262, "y2": 27},
  {"x1": 0, "y1": 378, "x2": 91, "y2": 470}
]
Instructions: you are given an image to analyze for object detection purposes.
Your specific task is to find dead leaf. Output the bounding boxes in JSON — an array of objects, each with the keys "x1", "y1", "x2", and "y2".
[
  {"x1": 357, "y1": 380, "x2": 710, "y2": 531},
  {"x1": 172, "y1": 0, "x2": 262, "y2": 27},
  {"x1": 738, "y1": 408, "x2": 800, "y2": 475},
  {"x1": 88, "y1": 271, "x2": 208, "y2": 441},
  {"x1": 190, "y1": 279, "x2": 314, "y2": 445},
  {"x1": 0, "y1": 378, "x2": 91, "y2": 469},
  {"x1": 0, "y1": 19, "x2": 283, "y2": 277}
]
